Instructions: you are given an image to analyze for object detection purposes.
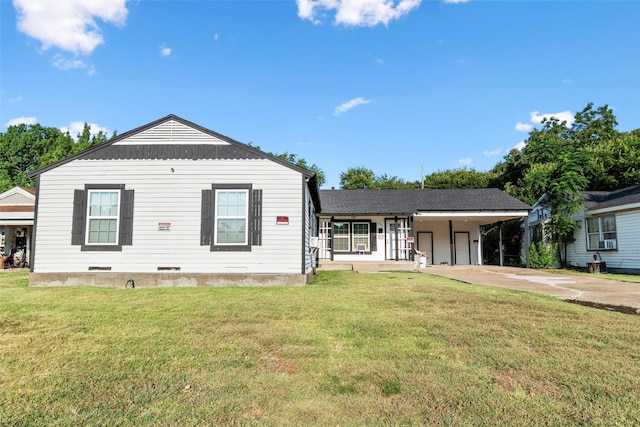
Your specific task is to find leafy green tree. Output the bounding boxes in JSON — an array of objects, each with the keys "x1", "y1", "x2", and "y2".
[
  {"x1": 0, "y1": 122, "x2": 108, "y2": 192},
  {"x1": 423, "y1": 168, "x2": 497, "y2": 190},
  {"x1": 273, "y1": 152, "x2": 326, "y2": 188},
  {"x1": 340, "y1": 167, "x2": 376, "y2": 189}
]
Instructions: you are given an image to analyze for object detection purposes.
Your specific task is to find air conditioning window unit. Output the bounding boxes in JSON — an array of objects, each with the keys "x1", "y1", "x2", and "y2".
[
  {"x1": 598, "y1": 240, "x2": 616, "y2": 250},
  {"x1": 309, "y1": 236, "x2": 319, "y2": 248}
]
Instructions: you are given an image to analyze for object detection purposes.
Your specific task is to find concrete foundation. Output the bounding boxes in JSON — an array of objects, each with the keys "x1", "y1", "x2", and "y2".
[{"x1": 29, "y1": 271, "x2": 311, "y2": 288}]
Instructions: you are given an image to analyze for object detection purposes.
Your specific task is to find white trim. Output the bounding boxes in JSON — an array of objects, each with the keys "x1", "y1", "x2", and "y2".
[
  {"x1": 85, "y1": 189, "x2": 121, "y2": 245},
  {"x1": 414, "y1": 211, "x2": 529, "y2": 218},
  {"x1": 587, "y1": 202, "x2": 640, "y2": 215},
  {"x1": 214, "y1": 188, "x2": 249, "y2": 246},
  {"x1": 0, "y1": 187, "x2": 36, "y2": 201}
]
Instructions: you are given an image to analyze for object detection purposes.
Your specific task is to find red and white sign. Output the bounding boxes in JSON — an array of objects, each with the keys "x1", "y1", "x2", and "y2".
[
  {"x1": 406, "y1": 237, "x2": 414, "y2": 243},
  {"x1": 158, "y1": 222, "x2": 171, "y2": 231},
  {"x1": 276, "y1": 216, "x2": 289, "y2": 225}
]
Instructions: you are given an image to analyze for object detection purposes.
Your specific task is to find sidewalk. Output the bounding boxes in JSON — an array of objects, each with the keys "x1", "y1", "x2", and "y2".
[{"x1": 422, "y1": 265, "x2": 640, "y2": 311}]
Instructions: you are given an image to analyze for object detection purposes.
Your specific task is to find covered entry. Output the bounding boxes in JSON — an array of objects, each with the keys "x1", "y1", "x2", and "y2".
[{"x1": 316, "y1": 188, "x2": 531, "y2": 265}]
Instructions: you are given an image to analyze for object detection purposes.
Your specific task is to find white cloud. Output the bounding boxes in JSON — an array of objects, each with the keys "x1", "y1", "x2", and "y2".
[
  {"x1": 60, "y1": 121, "x2": 111, "y2": 140},
  {"x1": 214, "y1": 33, "x2": 220, "y2": 41},
  {"x1": 160, "y1": 45, "x2": 172, "y2": 57},
  {"x1": 513, "y1": 141, "x2": 526, "y2": 151},
  {"x1": 515, "y1": 122, "x2": 532, "y2": 132},
  {"x1": 297, "y1": 0, "x2": 422, "y2": 27},
  {"x1": 458, "y1": 158, "x2": 472, "y2": 166},
  {"x1": 530, "y1": 110, "x2": 575, "y2": 127},
  {"x1": 443, "y1": 0, "x2": 470, "y2": 3},
  {"x1": 375, "y1": 57, "x2": 384, "y2": 65},
  {"x1": 483, "y1": 149, "x2": 501, "y2": 156},
  {"x1": 8, "y1": 95, "x2": 23, "y2": 103},
  {"x1": 333, "y1": 97, "x2": 373, "y2": 116},
  {"x1": 13, "y1": 0, "x2": 128, "y2": 56},
  {"x1": 562, "y1": 78, "x2": 572, "y2": 84},
  {"x1": 5, "y1": 116, "x2": 38, "y2": 127},
  {"x1": 52, "y1": 55, "x2": 96, "y2": 75}
]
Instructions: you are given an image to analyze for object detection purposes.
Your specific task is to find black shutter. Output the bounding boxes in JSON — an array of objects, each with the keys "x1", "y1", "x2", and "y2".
[
  {"x1": 370, "y1": 222, "x2": 377, "y2": 252},
  {"x1": 201, "y1": 190, "x2": 213, "y2": 246},
  {"x1": 252, "y1": 189, "x2": 262, "y2": 246},
  {"x1": 71, "y1": 189, "x2": 86, "y2": 245},
  {"x1": 119, "y1": 190, "x2": 135, "y2": 245}
]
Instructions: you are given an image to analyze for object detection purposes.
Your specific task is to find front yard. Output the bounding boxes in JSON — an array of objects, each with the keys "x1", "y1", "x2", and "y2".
[{"x1": 1, "y1": 270, "x2": 639, "y2": 425}]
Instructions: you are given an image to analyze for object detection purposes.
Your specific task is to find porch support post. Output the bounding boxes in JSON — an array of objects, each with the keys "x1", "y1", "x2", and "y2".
[
  {"x1": 409, "y1": 216, "x2": 415, "y2": 261},
  {"x1": 499, "y1": 222, "x2": 504, "y2": 267},
  {"x1": 449, "y1": 220, "x2": 454, "y2": 265},
  {"x1": 524, "y1": 215, "x2": 531, "y2": 268},
  {"x1": 477, "y1": 227, "x2": 483, "y2": 266},
  {"x1": 330, "y1": 216, "x2": 334, "y2": 261},
  {"x1": 394, "y1": 216, "x2": 399, "y2": 261}
]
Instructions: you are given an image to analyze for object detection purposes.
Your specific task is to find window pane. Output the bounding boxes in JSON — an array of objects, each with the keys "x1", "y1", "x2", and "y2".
[
  {"x1": 333, "y1": 223, "x2": 349, "y2": 251},
  {"x1": 88, "y1": 219, "x2": 117, "y2": 243},
  {"x1": 217, "y1": 219, "x2": 246, "y2": 244},
  {"x1": 353, "y1": 223, "x2": 370, "y2": 250}
]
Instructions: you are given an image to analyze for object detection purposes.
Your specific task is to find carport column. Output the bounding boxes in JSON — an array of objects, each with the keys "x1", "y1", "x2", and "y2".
[
  {"x1": 449, "y1": 220, "x2": 454, "y2": 265},
  {"x1": 524, "y1": 215, "x2": 531, "y2": 268}
]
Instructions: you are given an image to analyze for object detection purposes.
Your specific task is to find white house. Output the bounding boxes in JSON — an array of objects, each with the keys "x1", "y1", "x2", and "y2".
[
  {"x1": 527, "y1": 185, "x2": 640, "y2": 273},
  {"x1": 317, "y1": 189, "x2": 530, "y2": 266},
  {"x1": 0, "y1": 186, "x2": 35, "y2": 268},
  {"x1": 28, "y1": 115, "x2": 320, "y2": 287}
]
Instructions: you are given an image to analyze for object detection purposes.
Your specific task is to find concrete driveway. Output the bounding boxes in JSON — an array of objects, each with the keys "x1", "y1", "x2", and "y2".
[{"x1": 423, "y1": 265, "x2": 640, "y2": 311}]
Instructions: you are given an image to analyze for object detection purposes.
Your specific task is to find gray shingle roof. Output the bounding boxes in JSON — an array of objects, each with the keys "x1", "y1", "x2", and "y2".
[
  {"x1": 318, "y1": 188, "x2": 530, "y2": 215},
  {"x1": 583, "y1": 185, "x2": 640, "y2": 211}
]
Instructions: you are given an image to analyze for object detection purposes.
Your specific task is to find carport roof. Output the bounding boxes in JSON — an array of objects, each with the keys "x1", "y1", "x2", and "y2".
[{"x1": 318, "y1": 188, "x2": 530, "y2": 215}]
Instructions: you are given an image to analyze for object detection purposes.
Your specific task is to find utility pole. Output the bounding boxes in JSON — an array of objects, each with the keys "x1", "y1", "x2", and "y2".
[{"x1": 421, "y1": 166, "x2": 424, "y2": 189}]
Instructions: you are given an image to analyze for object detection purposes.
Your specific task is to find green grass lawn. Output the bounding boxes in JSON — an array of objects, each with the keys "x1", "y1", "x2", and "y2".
[{"x1": 2, "y1": 270, "x2": 639, "y2": 426}]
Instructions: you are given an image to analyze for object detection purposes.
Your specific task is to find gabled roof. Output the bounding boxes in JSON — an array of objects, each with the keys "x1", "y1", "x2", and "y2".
[
  {"x1": 27, "y1": 114, "x2": 321, "y2": 209},
  {"x1": 583, "y1": 185, "x2": 640, "y2": 211},
  {"x1": 318, "y1": 188, "x2": 530, "y2": 215}
]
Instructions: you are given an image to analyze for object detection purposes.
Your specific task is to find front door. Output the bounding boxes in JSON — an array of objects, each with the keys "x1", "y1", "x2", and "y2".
[
  {"x1": 454, "y1": 232, "x2": 471, "y2": 265},
  {"x1": 385, "y1": 218, "x2": 410, "y2": 260},
  {"x1": 417, "y1": 232, "x2": 433, "y2": 265}
]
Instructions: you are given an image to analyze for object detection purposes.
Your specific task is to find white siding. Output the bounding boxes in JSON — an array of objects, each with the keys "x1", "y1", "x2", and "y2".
[
  {"x1": 116, "y1": 120, "x2": 230, "y2": 145},
  {"x1": 33, "y1": 158, "x2": 305, "y2": 274},
  {"x1": 567, "y1": 209, "x2": 640, "y2": 270}
]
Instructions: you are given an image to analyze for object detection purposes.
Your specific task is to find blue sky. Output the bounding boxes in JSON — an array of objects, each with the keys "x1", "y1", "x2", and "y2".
[{"x1": 2, "y1": 0, "x2": 639, "y2": 189}]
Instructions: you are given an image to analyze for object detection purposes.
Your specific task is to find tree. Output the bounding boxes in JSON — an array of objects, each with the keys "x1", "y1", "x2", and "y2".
[
  {"x1": 340, "y1": 167, "x2": 376, "y2": 189},
  {"x1": 0, "y1": 122, "x2": 107, "y2": 192},
  {"x1": 422, "y1": 168, "x2": 497, "y2": 190},
  {"x1": 273, "y1": 152, "x2": 326, "y2": 188}
]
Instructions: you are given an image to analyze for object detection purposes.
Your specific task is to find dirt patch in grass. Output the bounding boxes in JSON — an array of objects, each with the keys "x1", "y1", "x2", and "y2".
[{"x1": 565, "y1": 299, "x2": 640, "y2": 315}]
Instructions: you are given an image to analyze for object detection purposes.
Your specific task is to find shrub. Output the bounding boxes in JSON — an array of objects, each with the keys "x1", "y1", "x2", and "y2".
[{"x1": 526, "y1": 241, "x2": 558, "y2": 269}]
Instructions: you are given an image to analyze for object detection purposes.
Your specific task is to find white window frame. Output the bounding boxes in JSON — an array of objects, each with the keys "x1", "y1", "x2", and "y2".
[
  {"x1": 586, "y1": 215, "x2": 617, "y2": 250},
  {"x1": 352, "y1": 222, "x2": 370, "y2": 251},
  {"x1": 214, "y1": 189, "x2": 249, "y2": 246},
  {"x1": 333, "y1": 222, "x2": 350, "y2": 252},
  {"x1": 86, "y1": 189, "x2": 121, "y2": 245}
]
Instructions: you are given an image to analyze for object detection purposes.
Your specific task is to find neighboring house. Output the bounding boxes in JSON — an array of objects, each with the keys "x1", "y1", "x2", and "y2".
[
  {"x1": 28, "y1": 115, "x2": 320, "y2": 287},
  {"x1": 0, "y1": 186, "x2": 35, "y2": 267},
  {"x1": 317, "y1": 189, "x2": 530, "y2": 266},
  {"x1": 527, "y1": 185, "x2": 640, "y2": 273}
]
